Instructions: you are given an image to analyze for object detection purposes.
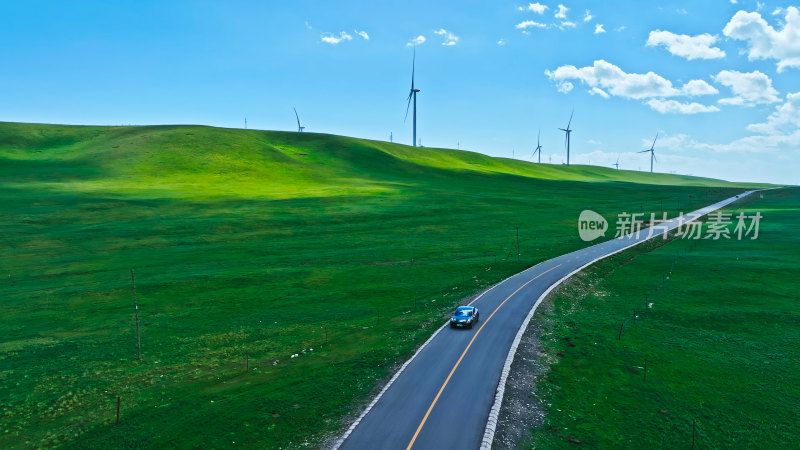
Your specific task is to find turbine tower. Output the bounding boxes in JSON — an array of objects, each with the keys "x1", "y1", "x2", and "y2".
[
  {"x1": 530, "y1": 129, "x2": 543, "y2": 163},
  {"x1": 612, "y1": 154, "x2": 620, "y2": 170},
  {"x1": 559, "y1": 111, "x2": 573, "y2": 166},
  {"x1": 293, "y1": 107, "x2": 305, "y2": 133},
  {"x1": 639, "y1": 133, "x2": 658, "y2": 173},
  {"x1": 404, "y1": 49, "x2": 421, "y2": 147}
]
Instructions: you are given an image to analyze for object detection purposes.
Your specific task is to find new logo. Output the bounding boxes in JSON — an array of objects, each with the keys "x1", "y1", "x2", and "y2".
[{"x1": 578, "y1": 210, "x2": 608, "y2": 241}]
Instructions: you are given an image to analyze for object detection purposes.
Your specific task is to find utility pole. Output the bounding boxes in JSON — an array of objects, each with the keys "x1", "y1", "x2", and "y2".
[{"x1": 131, "y1": 269, "x2": 141, "y2": 361}]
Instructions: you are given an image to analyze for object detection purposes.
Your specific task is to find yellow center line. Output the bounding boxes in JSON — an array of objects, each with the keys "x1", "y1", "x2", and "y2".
[{"x1": 406, "y1": 264, "x2": 562, "y2": 449}]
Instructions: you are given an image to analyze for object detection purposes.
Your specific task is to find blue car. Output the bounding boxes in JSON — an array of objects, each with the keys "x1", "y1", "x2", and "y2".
[{"x1": 450, "y1": 306, "x2": 480, "y2": 329}]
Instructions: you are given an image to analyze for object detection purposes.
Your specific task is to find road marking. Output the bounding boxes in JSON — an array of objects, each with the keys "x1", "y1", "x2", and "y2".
[{"x1": 406, "y1": 264, "x2": 562, "y2": 450}]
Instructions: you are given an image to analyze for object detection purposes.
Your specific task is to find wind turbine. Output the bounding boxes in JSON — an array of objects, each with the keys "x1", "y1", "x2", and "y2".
[
  {"x1": 639, "y1": 133, "x2": 658, "y2": 173},
  {"x1": 404, "y1": 49, "x2": 421, "y2": 147},
  {"x1": 559, "y1": 111, "x2": 573, "y2": 166},
  {"x1": 530, "y1": 129, "x2": 543, "y2": 163},
  {"x1": 293, "y1": 107, "x2": 305, "y2": 133},
  {"x1": 612, "y1": 154, "x2": 620, "y2": 170}
]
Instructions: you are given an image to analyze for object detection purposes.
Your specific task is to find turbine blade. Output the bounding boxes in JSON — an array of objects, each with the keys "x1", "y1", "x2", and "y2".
[
  {"x1": 293, "y1": 107, "x2": 301, "y2": 127},
  {"x1": 567, "y1": 110, "x2": 573, "y2": 129},
  {"x1": 652, "y1": 133, "x2": 658, "y2": 150},
  {"x1": 638, "y1": 149, "x2": 650, "y2": 153},
  {"x1": 405, "y1": 49, "x2": 415, "y2": 120},
  {"x1": 411, "y1": 48, "x2": 416, "y2": 91}
]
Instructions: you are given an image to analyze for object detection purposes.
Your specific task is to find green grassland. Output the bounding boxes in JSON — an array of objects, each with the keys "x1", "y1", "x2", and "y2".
[
  {"x1": 528, "y1": 188, "x2": 799, "y2": 448},
  {"x1": 0, "y1": 122, "x2": 765, "y2": 448}
]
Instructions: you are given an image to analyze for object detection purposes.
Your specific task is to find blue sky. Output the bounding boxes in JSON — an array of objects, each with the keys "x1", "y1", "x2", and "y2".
[{"x1": 2, "y1": 1, "x2": 799, "y2": 184}]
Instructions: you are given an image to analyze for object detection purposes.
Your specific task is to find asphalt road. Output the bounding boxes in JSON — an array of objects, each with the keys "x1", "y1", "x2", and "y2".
[{"x1": 336, "y1": 191, "x2": 757, "y2": 450}]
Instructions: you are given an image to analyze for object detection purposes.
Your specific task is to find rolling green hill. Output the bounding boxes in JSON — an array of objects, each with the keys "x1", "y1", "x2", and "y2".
[
  {"x1": 0, "y1": 122, "x2": 764, "y2": 200},
  {"x1": 0, "y1": 122, "x2": 766, "y2": 448}
]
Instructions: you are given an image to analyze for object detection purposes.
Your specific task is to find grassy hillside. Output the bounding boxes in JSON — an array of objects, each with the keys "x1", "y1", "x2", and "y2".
[
  {"x1": 527, "y1": 188, "x2": 799, "y2": 448},
  {"x1": 0, "y1": 122, "x2": 764, "y2": 200},
  {"x1": 0, "y1": 122, "x2": 761, "y2": 448}
]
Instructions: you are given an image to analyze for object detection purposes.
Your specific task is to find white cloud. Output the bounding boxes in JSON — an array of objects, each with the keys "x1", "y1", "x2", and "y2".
[
  {"x1": 723, "y1": 7, "x2": 800, "y2": 71},
  {"x1": 646, "y1": 99, "x2": 720, "y2": 114},
  {"x1": 321, "y1": 31, "x2": 352, "y2": 44},
  {"x1": 648, "y1": 133, "x2": 695, "y2": 151},
  {"x1": 588, "y1": 87, "x2": 610, "y2": 98},
  {"x1": 546, "y1": 59, "x2": 689, "y2": 100},
  {"x1": 433, "y1": 28, "x2": 459, "y2": 46},
  {"x1": 713, "y1": 70, "x2": 780, "y2": 106},
  {"x1": 305, "y1": 21, "x2": 313, "y2": 30},
  {"x1": 407, "y1": 35, "x2": 426, "y2": 46},
  {"x1": 498, "y1": 39, "x2": 506, "y2": 45},
  {"x1": 354, "y1": 30, "x2": 369, "y2": 40},
  {"x1": 681, "y1": 79, "x2": 719, "y2": 96},
  {"x1": 555, "y1": 4, "x2": 569, "y2": 19},
  {"x1": 677, "y1": 91, "x2": 800, "y2": 158},
  {"x1": 516, "y1": 20, "x2": 547, "y2": 29},
  {"x1": 641, "y1": 131, "x2": 793, "y2": 156},
  {"x1": 677, "y1": 8, "x2": 688, "y2": 15},
  {"x1": 731, "y1": 0, "x2": 738, "y2": 3},
  {"x1": 556, "y1": 81, "x2": 574, "y2": 93},
  {"x1": 694, "y1": 130, "x2": 800, "y2": 153},
  {"x1": 546, "y1": 60, "x2": 722, "y2": 115},
  {"x1": 646, "y1": 30, "x2": 726, "y2": 60},
  {"x1": 583, "y1": 10, "x2": 593, "y2": 22},
  {"x1": 616, "y1": 25, "x2": 627, "y2": 32},
  {"x1": 559, "y1": 21, "x2": 577, "y2": 29},
  {"x1": 519, "y1": 2, "x2": 548, "y2": 14},
  {"x1": 772, "y1": 7, "x2": 784, "y2": 16},
  {"x1": 747, "y1": 91, "x2": 800, "y2": 134},
  {"x1": 595, "y1": 24, "x2": 606, "y2": 34}
]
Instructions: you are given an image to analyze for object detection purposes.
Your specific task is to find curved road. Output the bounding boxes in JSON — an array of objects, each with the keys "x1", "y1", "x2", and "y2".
[{"x1": 336, "y1": 191, "x2": 757, "y2": 450}]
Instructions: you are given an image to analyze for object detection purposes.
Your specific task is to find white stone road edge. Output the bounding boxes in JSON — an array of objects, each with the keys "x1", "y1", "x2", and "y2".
[
  {"x1": 479, "y1": 190, "x2": 760, "y2": 449},
  {"x1": 331, "y1": 267, "x2": 526, "y2": 449}
]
